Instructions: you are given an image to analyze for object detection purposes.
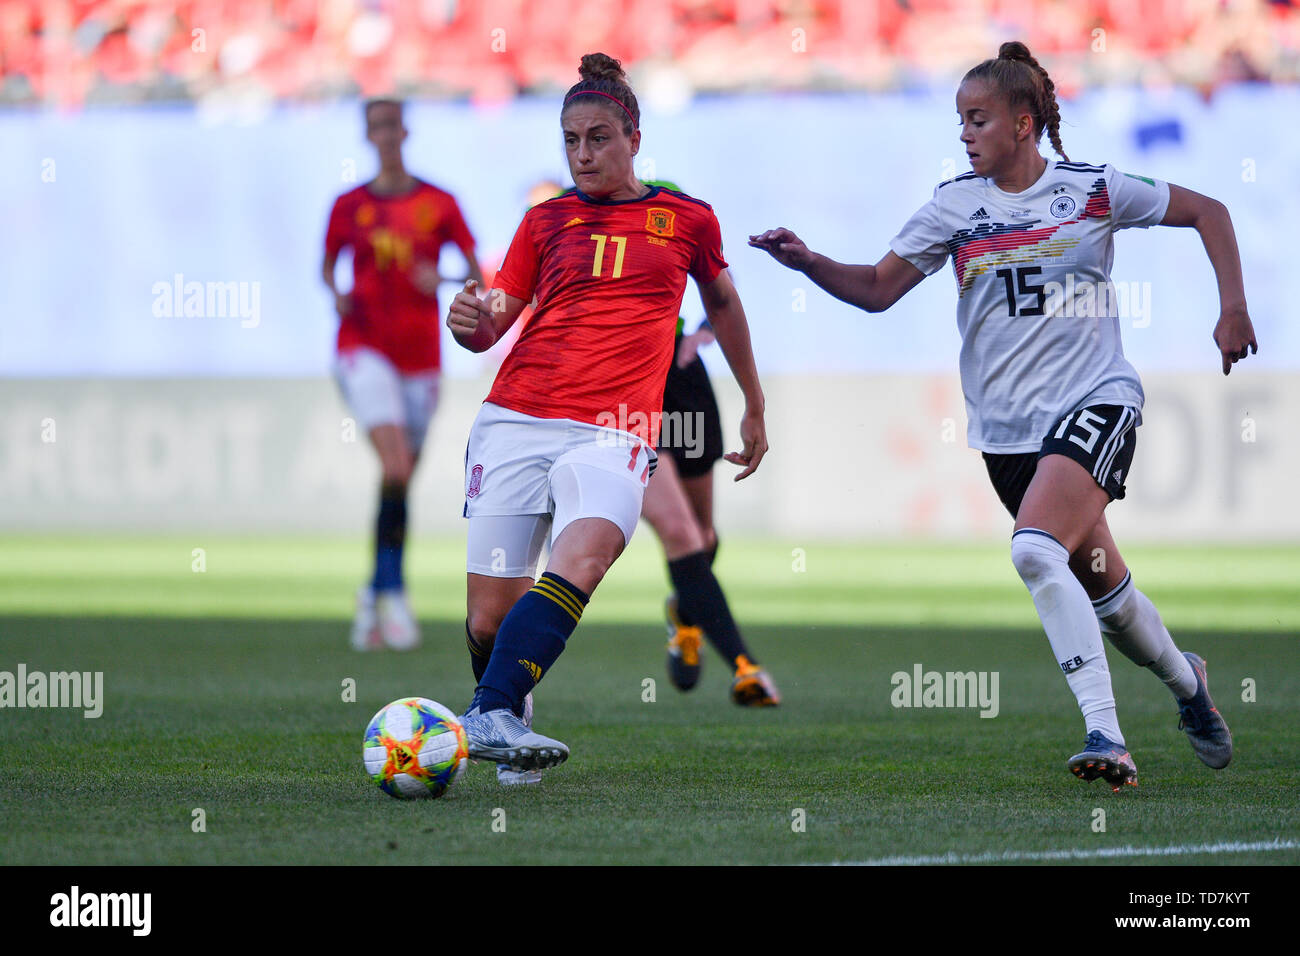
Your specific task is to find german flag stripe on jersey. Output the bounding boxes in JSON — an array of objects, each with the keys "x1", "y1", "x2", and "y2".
[{"x1": 945, "y1": 177, "x2": 1110, "y2": 292}]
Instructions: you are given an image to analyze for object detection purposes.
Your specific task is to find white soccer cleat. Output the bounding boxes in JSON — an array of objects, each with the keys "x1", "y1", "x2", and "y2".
[
  {"x1": 375, "y1": 590, "x2": 421, "y2": 651},
  {"x1": 350, "y1": 586, "x2": 382, "y2": 652},
  {"x1": 497, "y1": 693, "x2": 543, "y2": 785},
  {"x1": 462, "y1": 704, "x2": 568, "y2": 773}
]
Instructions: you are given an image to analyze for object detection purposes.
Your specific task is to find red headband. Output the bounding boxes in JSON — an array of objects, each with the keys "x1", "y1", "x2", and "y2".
[{"x1": 564, "y1": 90, "x2": 638, "y2": 130}]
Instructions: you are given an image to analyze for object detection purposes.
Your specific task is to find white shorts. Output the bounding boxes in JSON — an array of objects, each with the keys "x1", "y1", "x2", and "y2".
[
  {"x1": 334, "y1": 346, "x2": 440, "y2": 451},
  {"x1": 464, "y1": 402, "x2": 656, "y2": 577}
]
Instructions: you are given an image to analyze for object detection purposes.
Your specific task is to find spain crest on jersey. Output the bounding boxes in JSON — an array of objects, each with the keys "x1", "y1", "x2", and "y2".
[
  {"x1": 645, "y1": 207, "x2": 675, "y2": 237},
  {"x1": 355, "y1": 204, "x2": 377, "y2": 227}
]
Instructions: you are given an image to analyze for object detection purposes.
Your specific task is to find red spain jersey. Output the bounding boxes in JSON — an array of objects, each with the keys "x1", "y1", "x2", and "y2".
[
  {"x1": 488, "y1": 185, "x2": 728, "y2": 444},
  {"x1": 325, "y1": 179, "x2": 475, "y2": 373}
]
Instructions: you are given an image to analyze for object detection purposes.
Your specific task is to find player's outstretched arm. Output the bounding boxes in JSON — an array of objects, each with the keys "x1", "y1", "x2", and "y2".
[
  {"x1": 446, "y1": 279, "x2": 527, "y2": 353},
  {"x1": 748, "y1": 229, "x2": 924, "y2": 313},
  {"x1": 698, "y1": 270, "x2": 767, "y2": 481},
  {"x1": 1160, "y1": 183, "x2": 1258, "y2": 375}
]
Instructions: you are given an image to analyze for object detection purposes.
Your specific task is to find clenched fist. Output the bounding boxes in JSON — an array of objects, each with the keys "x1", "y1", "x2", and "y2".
[{"x1": 446, "y1": 279, "x2": 498, "y2": 352}]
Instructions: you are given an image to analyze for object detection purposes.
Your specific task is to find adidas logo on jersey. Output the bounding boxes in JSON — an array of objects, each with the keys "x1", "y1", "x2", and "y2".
[
  {"x1": 968, "y1": 207, "x2": 990, "y2": 221},
  {"x1": 563, "y1": 216, "x2": 585, "y2": 228}
]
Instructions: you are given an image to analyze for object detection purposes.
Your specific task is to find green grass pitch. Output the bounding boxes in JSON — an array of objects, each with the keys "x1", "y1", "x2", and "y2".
[{"x1": 1, "y1": 535, "x2": 1297, "y2": 865}]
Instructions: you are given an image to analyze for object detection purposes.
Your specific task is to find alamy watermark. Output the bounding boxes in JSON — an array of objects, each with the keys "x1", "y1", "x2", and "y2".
[
  {"x1": 152, "y1": 273, "x2": 261, "y2": 328},
  {"x1": 1041, "y1": 276, "x2": 1152, "y2": 328},
  {"x1": 0, "y1": 664, "x2": 103, "y2": 718},
  {"x1": 50, "y1": 886, "x2": 150, "y2": 936},
  {"x1": 595, "y1": 404, "x2": 706, "y2": 458},
  {"x1": 891, "y1": 663, "x2": 999, "y2": 718}
]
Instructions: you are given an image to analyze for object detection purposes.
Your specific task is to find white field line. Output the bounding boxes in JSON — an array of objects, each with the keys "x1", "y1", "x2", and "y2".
[{"x1": 825, "y1": 838, "x2": 1300, "y2": 866}]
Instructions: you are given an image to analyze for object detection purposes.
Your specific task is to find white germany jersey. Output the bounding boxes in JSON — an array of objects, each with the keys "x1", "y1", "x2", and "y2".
[{"x1": 889, "y1": 160, "x2": 1170, "y2": 453}]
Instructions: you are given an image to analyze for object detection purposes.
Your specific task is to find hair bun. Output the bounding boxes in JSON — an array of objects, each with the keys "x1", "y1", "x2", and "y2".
[
  {"x1": 579, "y1": 52, "x2": 626, "y2": 83},
  {"x1": 998, "y1": 40, "x2": 1033, "y2": 62}
]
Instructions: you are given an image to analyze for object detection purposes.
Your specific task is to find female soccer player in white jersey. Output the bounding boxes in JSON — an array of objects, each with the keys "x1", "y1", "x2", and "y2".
[
  {"x1": 751, "y1": 41, "x2": 1257, "y2": 790},
  {"x1": 446, "y1": 54, "x2": 768, "y2": 776}
]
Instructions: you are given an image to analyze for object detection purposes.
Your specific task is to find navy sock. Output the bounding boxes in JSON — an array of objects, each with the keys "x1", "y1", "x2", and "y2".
[
  {"x1": 466, "y1": 620, "x2": 490, "y2": 684},
  {"x1": 371, "y1": 480, "x2": 407, "y2": 592},
  {"x1": 473, "y1": 572, "x2": 589, "y2": 714},
  {"x1": 668, "y1": 550, "x2": 752, "y2": 667}
]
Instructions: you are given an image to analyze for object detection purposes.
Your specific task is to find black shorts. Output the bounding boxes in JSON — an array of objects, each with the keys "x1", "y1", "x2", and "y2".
[
  {"x1": 983, "y1": 404, "x2": 1139, "y2": 519},
  {"x1": 658, "y1": 338, "x2": 724, "y2": 480}
]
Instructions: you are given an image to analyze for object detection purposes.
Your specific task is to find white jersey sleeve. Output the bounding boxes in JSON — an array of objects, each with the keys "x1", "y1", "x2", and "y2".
[
  {"x1": 1106, "y1": 165, "x2": 1170, "y2": 230},
  {"x1": 889, "y1": 187, "x2": 949, "y2": 276}
]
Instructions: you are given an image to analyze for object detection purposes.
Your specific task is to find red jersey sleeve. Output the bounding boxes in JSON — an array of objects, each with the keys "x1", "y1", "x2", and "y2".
[
  {"x1": 493, "y1": 213, "x2": 540, "y2": 302},
  {"x1": 443, "y1": 196, "x2": 476, "y2": 254},
  {"x1": 689, "y1": 209, "x2": 728, "y2": 285},
  {"x1": 324, "y1": 195, "x2": 351, "y2": 259}
]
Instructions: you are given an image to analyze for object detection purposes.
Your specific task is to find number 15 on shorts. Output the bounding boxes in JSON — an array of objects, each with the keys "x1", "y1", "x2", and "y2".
[{"x1": 1053, "y1": 408, "x2": 1107, "y2": 453}]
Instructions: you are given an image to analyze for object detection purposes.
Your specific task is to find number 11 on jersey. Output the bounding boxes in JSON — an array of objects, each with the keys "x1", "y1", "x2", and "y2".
[{"x1": 590, "y1": 234, "x2": 627, "y2": 278}]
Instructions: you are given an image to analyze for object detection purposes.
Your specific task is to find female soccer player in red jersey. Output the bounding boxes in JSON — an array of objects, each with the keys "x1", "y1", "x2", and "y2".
[
  {"x1": 446, "y1": 54, "x2": 768, "y2": 775},
  {"x1": 753, "y1": 41, "x2": 1256, "y2": 790},
  {"x1": 323, "y1": 98, "x2": 483, "y2": 652}
]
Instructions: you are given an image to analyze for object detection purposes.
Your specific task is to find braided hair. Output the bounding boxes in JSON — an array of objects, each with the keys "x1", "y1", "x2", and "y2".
[
  {"x1": 561, "y1": 52, "x2": 640, "y2": 136},
  {"x1": 963, "y1": 41, "x2": 1068, "y2": 161}
]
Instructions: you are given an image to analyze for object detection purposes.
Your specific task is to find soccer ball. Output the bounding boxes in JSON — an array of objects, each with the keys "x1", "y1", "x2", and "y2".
[{"x1": 362, "y1": 697, "x2": 468, "y2": 799}]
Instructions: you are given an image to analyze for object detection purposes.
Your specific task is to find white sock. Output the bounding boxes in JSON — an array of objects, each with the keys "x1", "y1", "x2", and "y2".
[
  {"x1": 1011, "y1": 529, "x2": 1124, "y2": 745},
  {"x1": 1092, "y1": 572, "x2": 1197, "y2": 699}
]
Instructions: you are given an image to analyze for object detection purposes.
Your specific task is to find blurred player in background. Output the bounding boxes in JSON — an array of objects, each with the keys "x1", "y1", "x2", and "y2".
[
  {"x1": 446, "y1": 54, "x2": 767, "y2": 780},
  {"x1": 322, "y1": 98, "x2": 483, "y2": 651},
  {"x1": 640, "y1": 179, "x2": 780, "y2": 706},
  {"x1": 752, "y1": 41, "x2": 1255, "y2": 790}
]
